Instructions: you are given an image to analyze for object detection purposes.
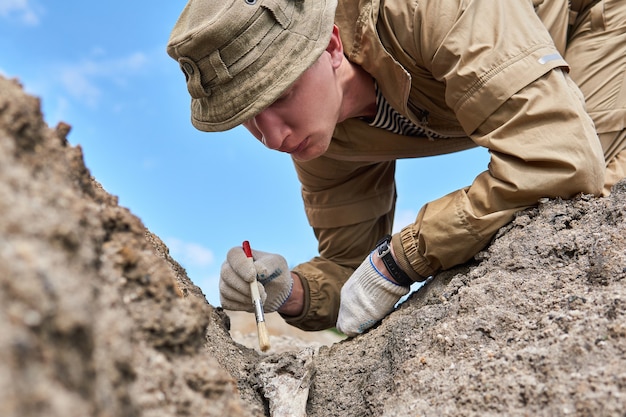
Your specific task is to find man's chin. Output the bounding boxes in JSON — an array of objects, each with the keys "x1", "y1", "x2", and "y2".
[
  {"x1": 291, "y1": 153, "x2": 315, "y2": 162},
  {"x1": 291, "y1": 147, "x2": 325, "y2": 162},
  {"x1": 291, "y1": 137, "x2": 331, "y2": 161}
]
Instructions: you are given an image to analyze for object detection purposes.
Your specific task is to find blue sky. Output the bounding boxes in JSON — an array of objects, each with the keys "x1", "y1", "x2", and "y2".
[{"x1": 0, "y1": 0, "x2": 490, "y2": 306}]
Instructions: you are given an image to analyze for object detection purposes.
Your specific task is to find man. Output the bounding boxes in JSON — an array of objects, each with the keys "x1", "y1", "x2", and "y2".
[{"x1": 167, "y1": 0, "x2": 625, "y2": 336}]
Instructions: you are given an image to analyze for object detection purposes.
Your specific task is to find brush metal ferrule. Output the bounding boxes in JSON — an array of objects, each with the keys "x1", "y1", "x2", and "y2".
[{"x1": 253, "y1": 299, "x2": 265, "y2": 323}]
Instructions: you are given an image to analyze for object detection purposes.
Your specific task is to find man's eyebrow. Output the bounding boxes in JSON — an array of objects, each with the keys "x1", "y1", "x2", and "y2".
[
  {"x1": 276, "y1": 83, "x2": 297, "y2": 101},
  {"x1": 276, "y1": 88, "x2": 291, "y2": 101}
]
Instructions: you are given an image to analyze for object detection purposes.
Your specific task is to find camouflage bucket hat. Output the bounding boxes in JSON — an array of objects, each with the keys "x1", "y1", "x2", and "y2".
[{"x1": 167, "y1": 0, "x2": 337, "y2": 132}]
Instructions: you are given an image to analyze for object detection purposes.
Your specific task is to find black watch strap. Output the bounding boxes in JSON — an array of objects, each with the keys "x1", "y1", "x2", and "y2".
[{"x1": 375, "y1": 235, "x2": 413, "y2": 287}]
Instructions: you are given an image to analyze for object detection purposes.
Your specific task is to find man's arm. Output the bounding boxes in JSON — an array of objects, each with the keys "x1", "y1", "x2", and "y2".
[
  {"x1": 278, "y1": 243, "x2": 402, "y2": 318},
  {"x1": 394, "y1": 68, "x2": 605, "y2": 280}
]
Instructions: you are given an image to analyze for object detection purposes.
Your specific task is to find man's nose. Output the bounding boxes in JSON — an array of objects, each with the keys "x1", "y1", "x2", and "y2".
[{"x1": 253, "y1": 110, "x2": 287, "y2": 150}]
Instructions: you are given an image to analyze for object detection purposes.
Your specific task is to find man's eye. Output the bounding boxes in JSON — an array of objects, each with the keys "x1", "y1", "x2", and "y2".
[{"x1": 276, "y1": 88, "x2": 293, "y2": 103}]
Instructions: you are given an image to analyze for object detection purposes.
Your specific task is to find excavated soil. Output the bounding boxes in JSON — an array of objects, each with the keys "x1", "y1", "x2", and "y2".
[{"x1": 1, "y1": 74, "x2": 625, "y2": 417}]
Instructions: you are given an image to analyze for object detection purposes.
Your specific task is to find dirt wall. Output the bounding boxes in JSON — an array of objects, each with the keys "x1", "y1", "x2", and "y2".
[{"x1": 1, "y1": 75, "x2": 624, "y2": 417}]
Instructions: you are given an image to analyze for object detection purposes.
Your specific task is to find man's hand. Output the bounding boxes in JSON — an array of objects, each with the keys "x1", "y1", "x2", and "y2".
[
  {"x1": 220, "y1": 246, "x2": 293, "y2": 313},
  {"x1": 336, "y1": 251, "x2": 410, "y2": 337}
]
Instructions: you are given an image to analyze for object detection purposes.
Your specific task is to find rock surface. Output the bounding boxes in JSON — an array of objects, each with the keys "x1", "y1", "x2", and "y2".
[
  {"x1": 1, "y1": 75, "x2": 625, "y2": 417},
  {"x1": 0, "y1": 75, "x2": 258, "y2": 417}
]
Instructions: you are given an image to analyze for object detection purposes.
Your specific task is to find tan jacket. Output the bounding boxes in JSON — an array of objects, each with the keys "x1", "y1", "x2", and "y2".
[{"x1": 285, "y1": 0, "x2": 606, "y2": 331}]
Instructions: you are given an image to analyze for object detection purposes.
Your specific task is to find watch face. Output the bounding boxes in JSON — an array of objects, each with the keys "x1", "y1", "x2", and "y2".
[
  {"x1": 375, "y1": 235, "x2": 392, "y2": 259},
  {"x1": 378, "y1": 241, "x2": 389, "y2": 257}
]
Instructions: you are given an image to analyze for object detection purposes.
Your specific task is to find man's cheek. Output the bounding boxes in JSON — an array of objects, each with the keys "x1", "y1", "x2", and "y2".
[{"x1": 242, "y1": 121, "x2": 262, "y2": 141}]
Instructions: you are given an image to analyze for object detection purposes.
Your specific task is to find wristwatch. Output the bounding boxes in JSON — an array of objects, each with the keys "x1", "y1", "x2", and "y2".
[{"x1": 375, "y1": 235, "x2": 413, "y2": 287}]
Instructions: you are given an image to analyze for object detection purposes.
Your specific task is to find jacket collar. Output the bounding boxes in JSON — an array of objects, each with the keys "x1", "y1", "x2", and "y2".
[{"x1": 335, "y1": 0, "x2": 414, "y2": 121}]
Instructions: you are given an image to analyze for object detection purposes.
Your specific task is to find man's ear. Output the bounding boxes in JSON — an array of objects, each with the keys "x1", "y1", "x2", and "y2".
[{"x1": 326, "y1": 25, "x2": 344, "y2": 69}]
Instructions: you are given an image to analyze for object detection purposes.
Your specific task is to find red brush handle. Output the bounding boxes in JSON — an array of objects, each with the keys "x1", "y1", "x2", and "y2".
[{"x1": 242, "y1": 241, "x2": 253, "y2": 258}]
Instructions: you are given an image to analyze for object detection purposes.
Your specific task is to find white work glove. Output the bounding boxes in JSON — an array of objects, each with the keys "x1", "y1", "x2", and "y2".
[
  {"x1": 220, "y1": 246, "x2": 293, "y2": 313},
  {"x1": 336, "y1": 251, "x2": 410, "y2": 337}
]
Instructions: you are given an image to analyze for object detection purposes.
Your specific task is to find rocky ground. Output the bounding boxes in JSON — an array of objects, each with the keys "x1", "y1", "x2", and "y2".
[{"x1": 1, "y1": 74, "x2": 625, "y2": 417}]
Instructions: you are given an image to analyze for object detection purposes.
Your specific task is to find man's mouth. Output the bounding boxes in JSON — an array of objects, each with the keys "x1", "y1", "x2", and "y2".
[{"x1": 286, "y1": 137, "x2": 309, "y2": 154}]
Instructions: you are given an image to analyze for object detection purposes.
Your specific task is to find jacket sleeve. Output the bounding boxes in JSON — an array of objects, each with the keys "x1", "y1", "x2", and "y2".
[
  {"x1": 392, "y1": 0, "x2": 605, "y2": 277},
  {"x1": 394, "y1": 68, "x2": 605, "y2": 279},
  {"x1": 283, "y1": 157, "x2": 397, "y2": 331}
]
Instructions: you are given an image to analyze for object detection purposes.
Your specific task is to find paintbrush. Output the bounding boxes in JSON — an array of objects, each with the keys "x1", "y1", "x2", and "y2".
[{"x1": 242, "y1": 241, "x2": 270, "y2": 352}]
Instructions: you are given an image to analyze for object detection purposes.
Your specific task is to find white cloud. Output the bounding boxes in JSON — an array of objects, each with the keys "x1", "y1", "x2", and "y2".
[
  {"x1": 45, "y1": 95, "x2": 70, "y2": 127},
  {"x1": 56, "y1": 52, "x2": 148, "y2": 107},
  {"x1": 59, "y1": 64, "x2": 102, "y2": 108},
  {"x1": 166, "y1": 238, "x2": 215, "y2": 268},
  {"x1": 0, "y1": 0, "x2": 43, "y2": 25}
]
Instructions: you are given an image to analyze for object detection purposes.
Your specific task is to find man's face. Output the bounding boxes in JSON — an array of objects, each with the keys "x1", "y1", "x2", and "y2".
[{"x1": 243, "y1": 51, "x2": 342, "y2": 161}]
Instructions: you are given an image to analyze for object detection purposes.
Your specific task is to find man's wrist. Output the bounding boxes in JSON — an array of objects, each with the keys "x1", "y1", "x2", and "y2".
[
  {"x1": 375, "y1": 235, "x2": 413, "y2": 287},
  {"x1": 277, "y1": 272, "x2": 304, "y2": 316}
]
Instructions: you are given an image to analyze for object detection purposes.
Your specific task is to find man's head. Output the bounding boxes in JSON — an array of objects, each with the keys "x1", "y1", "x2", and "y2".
[
  {"x1": 243, "y1": 25, "x2": 348, "y2": 161},
  {"x1": 167, "y1": 0, "x2": 337, "y2": 132}
]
